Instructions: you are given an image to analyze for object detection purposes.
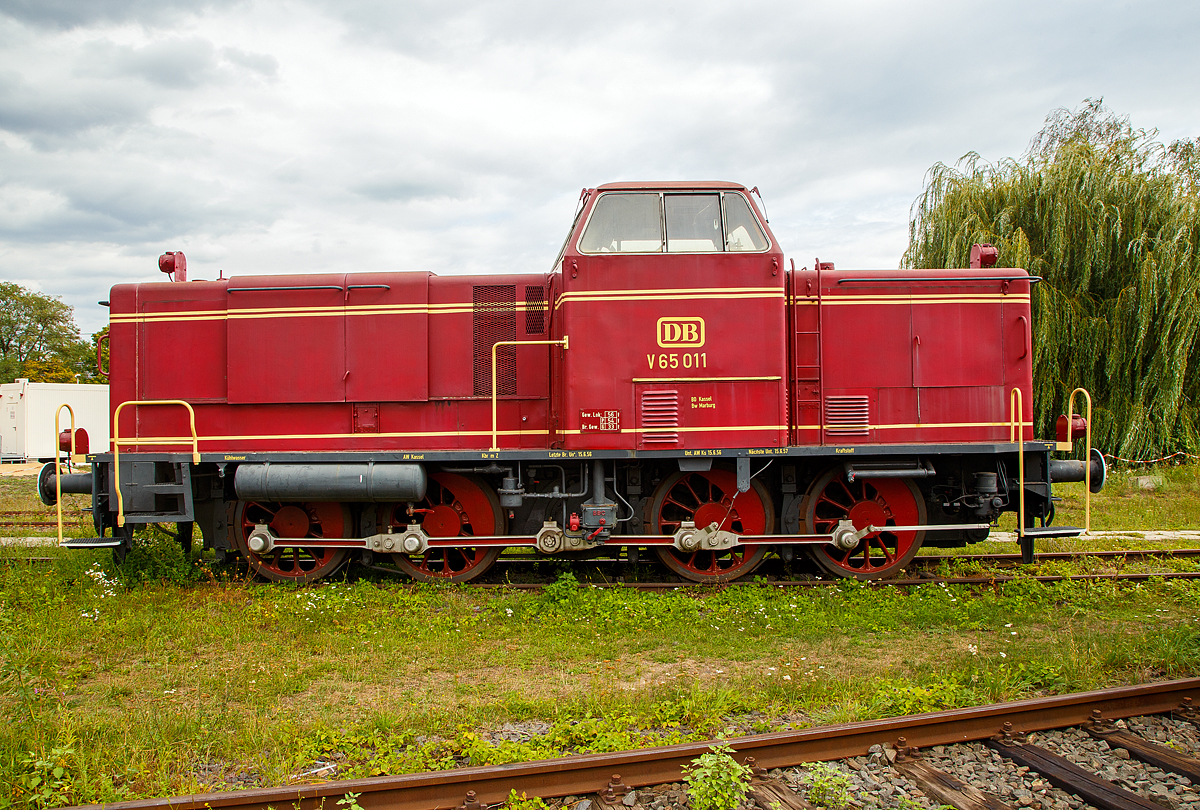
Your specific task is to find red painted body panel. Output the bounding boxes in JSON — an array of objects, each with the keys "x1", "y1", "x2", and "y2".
[
  {"x1": 106, "y1": 182, "x2": 1035, "y2": 459},
  {"x1": 808, "y1": 268, "x2": 1033, "y2": 445},
  {"x1": 137, "y1": 283, "x2": 228, "y2": 403},
  {"x1": 227, "y1": 275, "x2": 347, "y2": 403},
  {"x1": 345, "y1": 272, "x2": 430, "y2": 402}
]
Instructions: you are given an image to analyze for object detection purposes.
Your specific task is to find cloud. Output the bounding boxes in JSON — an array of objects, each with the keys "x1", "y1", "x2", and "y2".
[
  {"x1": 80, "y1": 37, "x2": 220, "y2": 89},
  {"x1": 0, "y1": 67, "x2": 152, "y2": 139},
  {"x1": 220, "y1": 46, "x2": 278, "y2": 78},
  {"x1": 0, "y1": 0, "x2": 246, "y2": 30},
  {"x1": 351, "y1": 175, "x2": 457, "y2": 203}
]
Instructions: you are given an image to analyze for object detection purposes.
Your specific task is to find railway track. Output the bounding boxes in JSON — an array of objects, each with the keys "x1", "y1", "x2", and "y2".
[
  {"x1": 4, "y1": 536, "x2": 1200, "y2": 587},
  {"x1": 396, "y1": 546, "x2": 1200, "y2": 589},
  {"x1": 915, "y1": 547, "x2": 1200, "y2": 566},
  {"x1": 452, "y1": 570, "x2": 1200, "y2": 591},
  {"x1": 67, "y1": 679, "x2": 1200, "y2": 810},
  {"x1": 0, "y1": 509, "x2": 89, "y2": 530}
]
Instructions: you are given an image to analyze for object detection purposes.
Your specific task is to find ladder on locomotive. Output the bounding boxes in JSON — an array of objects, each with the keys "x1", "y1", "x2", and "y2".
[{"x1": 788, "y1": 260, "x2": 822, "y2": 445}]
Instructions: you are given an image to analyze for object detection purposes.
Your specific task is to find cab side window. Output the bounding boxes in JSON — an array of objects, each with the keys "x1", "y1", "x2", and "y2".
[
  {"x1": 722, "y1": 193, "x2": 769, "y2": 251},
  {"x1": 577, "y1": 193, "x2": 663, "y2": 253}
]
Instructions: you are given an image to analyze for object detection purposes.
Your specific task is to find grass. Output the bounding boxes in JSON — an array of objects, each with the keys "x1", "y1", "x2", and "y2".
[
  {"x1": 1052, "y1": 461, "x2": 1200, "y2": 532},
  {"x1": 1, "y1": 464, "x2": 1199, "y2": 807},
  {"x1": 2, "y1": 547, "x2": 1199, "y2": 806}
]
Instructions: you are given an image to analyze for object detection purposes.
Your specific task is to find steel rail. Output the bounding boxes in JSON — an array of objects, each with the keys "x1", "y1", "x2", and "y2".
[
  {"x1": 481, "y1": 547, "x2": 1200, "y2": 564},
  {"x1": 443, "y1": 570, "x2": 1200, "y2": 591},
  {"x1": 912, "y1": 548, "x2": 1200, "y2": 565},
  {"x1": 70, "y1": 679, "x2": 1200, "y2": 810}
]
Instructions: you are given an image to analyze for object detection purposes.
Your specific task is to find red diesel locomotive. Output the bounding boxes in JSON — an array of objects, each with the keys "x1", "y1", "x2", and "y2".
[{"x1": 50, "y1": 181, "x2": 1105, "y2": 582}]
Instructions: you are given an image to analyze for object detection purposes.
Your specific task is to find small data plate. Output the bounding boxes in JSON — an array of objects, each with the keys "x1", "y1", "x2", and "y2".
[{"x1": 580, "y1": 409, "x2": 621, "y2": 432}]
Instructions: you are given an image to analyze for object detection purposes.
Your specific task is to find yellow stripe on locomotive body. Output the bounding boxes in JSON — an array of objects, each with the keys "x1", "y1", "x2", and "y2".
[
  {"x1": 787, "y1": 293, "x2": 1030, "y2": 305},
  {"x1": 113, "y1": 419, "x2": 1036, "y2": 449},
  {"x1": 554, "y1": 286, "x2": 784, "y2": 310},
  {"x1": 820, "y1": 294, "x2": 1031, "y2": 305},
  {"x1": 109, "y1": 301, "x2": 551, "y2": 324},
  {"x1": 109, "y1": 288, "x2": 1026, "y2": 325}
]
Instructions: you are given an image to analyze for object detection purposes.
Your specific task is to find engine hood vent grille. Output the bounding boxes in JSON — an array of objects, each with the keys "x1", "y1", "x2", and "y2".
[
  {"x1": 824, "y1": 395, "x2": 869, "y2": 435},
  {"x1": 640, "y1": 390, "x2": 679, "y2": 445}
]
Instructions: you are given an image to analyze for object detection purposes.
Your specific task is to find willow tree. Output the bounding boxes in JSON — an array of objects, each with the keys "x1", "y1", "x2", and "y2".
[{"x1": 904, "y1": 100, "x2": 1200, "y2": 461}]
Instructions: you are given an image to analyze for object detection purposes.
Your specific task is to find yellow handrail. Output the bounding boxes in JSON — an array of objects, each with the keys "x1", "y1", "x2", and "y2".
[
  {"x1": 491, "y1": 337, "x2": 568, "y2": 451},
  {"x1": 1010, "y1": 387, "x2": 1026, "y2": 543},
  {"x1": 1066, "y1": 387, "x2": 1094, "y2": 534},
  {"x1": 112, "y1": 400, "x2": 201, "y2": 527},
  {"x1": 53, "y1": 404, "x2": 76, "y2": 547}
]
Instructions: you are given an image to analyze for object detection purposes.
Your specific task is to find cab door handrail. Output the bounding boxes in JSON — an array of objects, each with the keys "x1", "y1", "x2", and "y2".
[
  {"x1": 491, "y1": 339, "x2": 569, "y2": 451},
  {"x1": 52, "y1": 404, "x2": 76, "y2": 546},
  {"x1": 1066, "y1": 387, "x2": 1094, "y2": 534},
  {"x1": 112, "y1": 400, "x2": 201, "y2": 527}
]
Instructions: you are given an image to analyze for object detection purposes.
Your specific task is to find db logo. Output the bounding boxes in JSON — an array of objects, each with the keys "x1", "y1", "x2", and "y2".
[{"x1": 657, "y1": 317, "x2": 705, "y2": 348}]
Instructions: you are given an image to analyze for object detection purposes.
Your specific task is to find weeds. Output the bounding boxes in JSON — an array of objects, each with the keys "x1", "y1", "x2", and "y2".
[
  {"x1": 540, "y1": 571, "x2": 580, "y2": 606},
  {"x1": 682, "y1": 743, "x2": 750, "y2": 810},
  {"x1": 115, "y1": 530, "x2": 210, "y2": 588},
  {"x1": 504, "y1": 790, "x2": 548, "y2": 810},
  {"x1": 15, "y1": 748, "x2": 76, "y2": 809},
  {"x1": 869, "y1": 676, "x2": 982, "y2": 716},
  {"x1": 800, "y1": 762, "x2": 852, "y2": 810}
]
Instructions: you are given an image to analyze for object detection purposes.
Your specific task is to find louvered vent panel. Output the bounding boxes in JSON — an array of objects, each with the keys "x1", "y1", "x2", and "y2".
[
  {"x1": 641, "y1": 390, "x2": 680, "y2": 444},
  {"x1": 824, "y1": 395, "x2": 870, "y2": 435},
  {"x1": 473, "y1": 285, "x2": 517, "y2": 396},
  {"x1": 524, "y1": 286, "x2": 546, "y2": 335}
]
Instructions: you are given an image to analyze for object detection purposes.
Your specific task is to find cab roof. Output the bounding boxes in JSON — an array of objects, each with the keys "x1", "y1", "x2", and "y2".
[{"x1": 594, "y1": 181, "x2": 748, "y2": 191}]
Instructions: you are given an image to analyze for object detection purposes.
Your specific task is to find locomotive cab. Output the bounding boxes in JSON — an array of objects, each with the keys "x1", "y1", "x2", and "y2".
[{"x1": 554, "y1": 182, "x2": 788, "y2": 453}]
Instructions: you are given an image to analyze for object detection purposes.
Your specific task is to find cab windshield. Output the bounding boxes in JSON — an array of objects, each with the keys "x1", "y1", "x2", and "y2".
[{"x1": 578, "y1": 191, "x2": 768, "y2": 254}]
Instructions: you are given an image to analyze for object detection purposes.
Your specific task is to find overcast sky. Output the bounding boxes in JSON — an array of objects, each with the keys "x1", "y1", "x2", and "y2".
[{"x1": 1, "y1": 0, "x2": 1197, "y2": 335}]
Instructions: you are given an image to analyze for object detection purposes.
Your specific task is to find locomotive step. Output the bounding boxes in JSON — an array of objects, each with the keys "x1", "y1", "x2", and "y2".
[
  {"x1": 1020, "y1": 526, "x2": 1085, "y2": 538},
  {"x1": 58, "y1": 537, "x2": 124, "y2": 549}
]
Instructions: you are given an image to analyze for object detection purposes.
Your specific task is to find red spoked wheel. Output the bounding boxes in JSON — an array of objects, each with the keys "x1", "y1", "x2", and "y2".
[
  {"x1": 803, "y1": 468, "x2": 926, "y2": 580},
  {"x1": 233, "y1": 500, "x2": 350, "y2": 583},
  {"x1": 648, "y1": 469, "x2": 773, "y2": 583},
  {"x1": 380, "y1": 472, "x2": 504, "y2": 583}
]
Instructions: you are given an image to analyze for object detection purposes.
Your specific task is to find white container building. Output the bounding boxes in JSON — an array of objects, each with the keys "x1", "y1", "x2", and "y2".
[{"x1": 0, "y1": 380, "x2": 110, "y2": 462}]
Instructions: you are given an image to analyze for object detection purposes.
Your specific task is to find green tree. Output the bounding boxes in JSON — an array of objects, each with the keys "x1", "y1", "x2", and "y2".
[
  {"x1": 0, "y1": 283, "x2": 97, "y2": 383},
  {"x1": 19, "y1": 357, "x2": 78, "y2": 383},
  {"x1": 904, "y1": 99, "x2": 1200, "y2": 461}
]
